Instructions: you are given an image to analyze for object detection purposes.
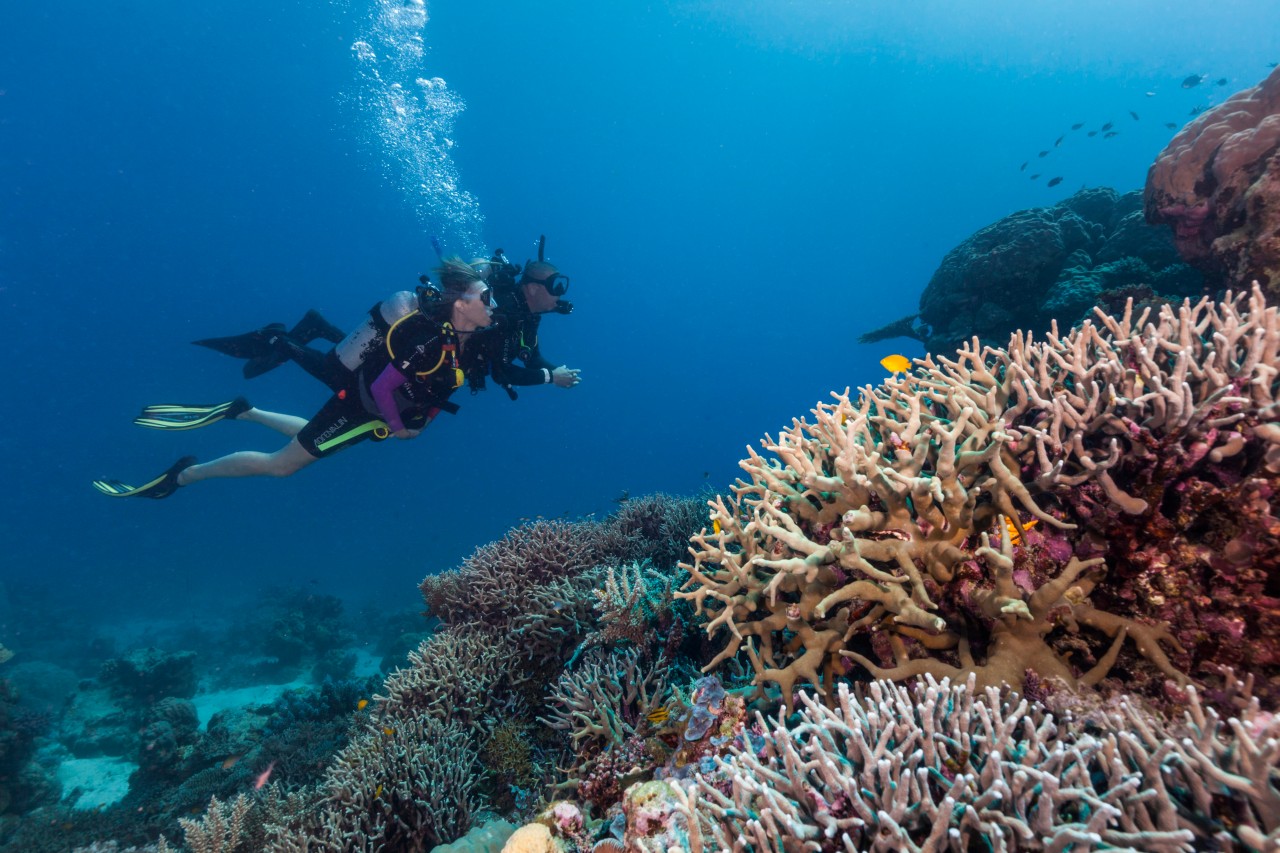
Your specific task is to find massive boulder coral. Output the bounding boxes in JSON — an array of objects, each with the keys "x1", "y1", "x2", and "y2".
[
  {"x1": 1145, "y1": 65, "x2": 1280, "y2": 296},
  {"x1": 860, "y1": 188, "x2": 1201, "y2": 354},
  {"x1": 680, "y1": 285, "x2": 1280, "y2": 706}
]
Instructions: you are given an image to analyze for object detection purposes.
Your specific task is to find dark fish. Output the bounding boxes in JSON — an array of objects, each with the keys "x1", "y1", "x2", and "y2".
[
  {"x1": 1104, "y1": 131, "x2": 1119, "y2": 138},
  {"x1": 1214, "y1": 78, "x2": 1228, "y2": 86},
  {"x1": 1071, "y1": 122, "x2": 1084, "y2": 130},
  {"x1": 1047, "y1": 177, "x2": 1063, "y2": 187},
  {"x1": 1087, "y1": 130, "x2": 1098, "y2": 137},
  {"x1": 1030, "y1": 174, "x2": 1041, "y2": 180},
  {"x1": 1270, "y1": 63, "x2": 1278, "y2": 69},
  {"x1": 1165, "y1": 122, "x2": 1178, "y2": 129},
  {"x1": 1020, "y1": 161, "x2": 1028, "y2": 171},
  {"x1": 1181, "y1": 74, "x2": 1203, "y2": 89},
  {"x1": 1038, "y1": 150, "x2": 1049, "y2": 157},
  {"x1": 1101, "y1": 122, "x2": 1113, "y2": 131},
  {"x1": 1189, "y1": 105, "x2": 1205, "y2": 116},
  {"x1": 1129, "y1": 111, "x2": 1140, "y2": 121},
  {"x1": 1054, "y1": 135, "x2": 1064, "y2": 147}
]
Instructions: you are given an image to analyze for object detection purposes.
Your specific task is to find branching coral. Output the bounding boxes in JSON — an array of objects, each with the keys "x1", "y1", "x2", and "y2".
[
  {"x1": 686, "y1": 674, "x2": 1280, "y2": 852},
  {"x1": 679, "y1": 285, "x2": 1280, "y2": 704}
]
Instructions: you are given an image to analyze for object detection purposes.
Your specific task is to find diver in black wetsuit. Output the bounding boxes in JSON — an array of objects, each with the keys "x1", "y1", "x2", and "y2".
[
  {"x1": 466, "y1": 240, "x2": 582, "y2": 400},
  {"x1": 195, "y1": 235, "x2": 583, "y2": 398},
  {"x1": 92, "y1": 260, "x2": 495, "y2": 499}
]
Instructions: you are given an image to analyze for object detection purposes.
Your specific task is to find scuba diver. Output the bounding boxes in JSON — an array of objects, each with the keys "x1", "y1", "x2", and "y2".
[
  {"x1": 191, "y1": 235, "x2": 582, "y2": 399},
  {"x1": 467, "y1": 235, "x2": 582, "y2": 400},
  {"x1": 92, "y1": 259, "x2": 495, "y2": 499}
]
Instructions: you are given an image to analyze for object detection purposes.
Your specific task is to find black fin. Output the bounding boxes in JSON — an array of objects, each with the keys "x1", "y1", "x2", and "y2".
[
  {"x1": 193, "y1": 323, "x2": 286, "y2": 359},
  {"x1": 290, "y1": 309, "x2": 346, "y2": 345}
]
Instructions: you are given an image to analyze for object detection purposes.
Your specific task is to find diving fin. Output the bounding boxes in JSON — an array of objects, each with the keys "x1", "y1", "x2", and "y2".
[
  {"x1": 290, "y1": 309, "x2": 346, "y2": 345},
  {"x1": 134, "y1": 397, "x2": 251, "y2": 430},
  {"x1": 192, "y1": 323, "x2": 286, "y2": 360},
  {"x1": 92, "y1": 456, "x2": 197, "y2": 499}
]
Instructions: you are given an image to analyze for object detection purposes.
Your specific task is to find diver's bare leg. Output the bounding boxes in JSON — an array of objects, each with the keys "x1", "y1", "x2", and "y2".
[
  {"x1": 236, "y1": 407, "x2": 308, "y2": 438},
  {"x1": 177, "y1": 437, "x2": 316, "y2": 485}
]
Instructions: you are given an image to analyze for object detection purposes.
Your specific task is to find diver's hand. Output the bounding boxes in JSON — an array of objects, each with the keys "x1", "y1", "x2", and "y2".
[
  {"x1": 552, "y1": 366, "x2": 582, "y2": 388},
  {"x1": 393, "y1": 428, "x2": 422, "y2": 440}
]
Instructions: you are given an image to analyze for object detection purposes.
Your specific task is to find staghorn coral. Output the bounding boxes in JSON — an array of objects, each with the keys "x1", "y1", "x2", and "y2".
[
  {"x1": 679, "y1": 284, "x2": 1280, "y2": 705},
  {"x1": 684, "y1": 674, "x2": 1279, "y2": 852},
  {"x1": 264, "y1": 716, "x2": 484, "y2": 852},
  {"x1": 540, "y1": 647, "x2": 673, "y2": 805},
  {"x1": 421, "y1": 520, "x2": 605, "y2": 628}
]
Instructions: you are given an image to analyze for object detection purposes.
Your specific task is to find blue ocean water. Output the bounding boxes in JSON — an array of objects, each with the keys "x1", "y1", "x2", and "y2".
[{"x1": 0, "y1": 1, "x2": 1274, "y2": 642}]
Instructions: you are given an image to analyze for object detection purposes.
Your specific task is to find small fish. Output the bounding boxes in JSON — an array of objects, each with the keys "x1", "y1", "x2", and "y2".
[
  {"x1": 1030, "y1": 173, "x2": 1041, "y2": 180},
  {"x1": 1214, "y1": 78, "x2": 1228, "y2": 87},
  {"x1": 1129, "y1": 111, "x2": 1140, "y2": 121},
  {"x1": 1047, "y1": 177, "x2": 1063, "y2": 187},
  {"x1": 1005, "y1": 518, "x2": 1040, "y2": 546},
  {"x1": 1165, "y1": 122, "x2": 1178, "y2": 129},
  {"x1": 1181, "y1": 74, "x2": 1203, "y2": 89},
  {"x1": 1038, "y1": 150, "x2": 1049, "y2": 157},
  {"x1": 1104, "y1": 131, "x2": 1119, "y2": 138},
  {"x1": 383, "y1": 726, "x2": 395, "y2": 737},
  {"x1": 1270, "y1": 63, "x2": 1278, "y2": 69},
  {"x1": 357, "y1": 699, "x2": 368, "y2": 711},
  {"x1": 1189, "y1": 105, "x2": 1205, "y2": 116},
  {"x1": 1071, "y1": 122, "x2": 1084, "y2": 130},
  {"x1": 1053, "y1": 135, "x2": 1064, "y2": 147},
  {"x1": 1020, "y1": 161, "x2": 1028, "y2": 171},
  {"x1": 646, "y1": 706, "x2": 671, "y2": 724},
  {"x1": 1087, "y1": 131, "x2": 1098, "y2": 137},
  {"x1": 375, "y1": 784, "x2": 383, "y2": 798},
  {"x1": 1145, "y1": 91, "x2": 1156, "y2": 97},
  {"x1": 254, "y1": 761, "x2": 275, "y2": 790},
  {"x1": 1100, "y1": 122, "x2": 1113, "y2": 131},
  {"x1": 712, "y1": 519, "x2": 722, "y2": 535},
  {"x1": 880, "y1": 354, "x2": 912, "y2": 374},
  {"x1": 221, "y1": 754, "x2": 243, "y2": 770}
]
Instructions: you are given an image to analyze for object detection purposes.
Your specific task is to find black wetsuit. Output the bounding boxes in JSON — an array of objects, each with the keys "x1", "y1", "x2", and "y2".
[
  {"x1": 467, "y1": 291, "x2": 559, "y2": 400},
  {"x1": 295, "y1": 314, "x2": 463, "y2": 458}
]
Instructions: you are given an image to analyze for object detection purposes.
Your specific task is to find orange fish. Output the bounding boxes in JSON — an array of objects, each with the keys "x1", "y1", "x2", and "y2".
[
  {"x1": 880, "y1": 354, "x2": 912, "y2": 374},
  {"x1": 357, "y1": 699, "x2": 369, "y2": 711},
  {"x1": 1005, "y1": 518, "x2": 1040, "y2": 545},
  {"x1": 254, "y1": 761, "x2": 275, "y2": 790},
  {"x1": 383, "y1": 726, "x2": 395, "y2": 737},
  {"x1": 221, "y1": 754, "x2": 243, "y2": 770}
]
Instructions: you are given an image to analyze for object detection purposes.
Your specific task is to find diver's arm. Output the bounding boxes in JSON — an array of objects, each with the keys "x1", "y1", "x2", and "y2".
[{"x1": 370, "y1": 362, "x2": 410, "y2": 434}]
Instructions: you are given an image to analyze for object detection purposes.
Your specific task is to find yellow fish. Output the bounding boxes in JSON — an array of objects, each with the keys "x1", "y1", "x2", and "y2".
[
  {"x1": 880, "y1": 354, "x2": 912, "y2": 374},
  {"x1": 646, "y1": 706, "x2": 670, "y2": 724},
  {"x1": 375, "y1": 784, "x2": 383, "y2": 799},
  {"x1": 357, "y1": 699, "x2": 369, "y2": 711},
  {"x1": 712, "y1": 519, "x2": 722, "y2": 535},
  {"x1": 383, "y1": 726, "x2": 395, "y2": 737},
  {"x1": 1005, "y1": 517, "x2": 1040, "y2": 545}
]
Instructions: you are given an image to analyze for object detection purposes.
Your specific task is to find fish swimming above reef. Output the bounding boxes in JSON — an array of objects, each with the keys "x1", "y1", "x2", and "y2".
[
  {"x1": 1104, "y1": 131, "x2": 1119, "y2": 138},
  {"x1": 1165, "y1": 122, "x2": 1178, "y2": 129},
  {"x1": 1101, "y1": 122, "x2": 1113, "y2": 131},
  {"x1": 1030, "y1": 173, "x2": 1041, "y2": 180},
  {"x1": 1190, "y1": 105, "x2": 1205, "y2": 116},
  {"x1": 1214, "y1": 78, "x2": 1229, "y2": 86},
  {"x1": 1054, "y1": 135, "x2": 1064, "y2": 147},
  {"x1": 1129, "y1": 111, "x2": 1140, "y2": 121},
  {"x1": 1020, "y1": 161, "x2": 1028, "y2": 171},
  {"x1": 880, "y1": 354, "x2": 912, "y2": 374},
  {"x1": 1181, "y1": 74, "x2": 1204, "y2": 88},
  {"x1": 1047, "y1": 176, "x2": 1063, "y2": 187},
  {"x1": 1038, "y1": 150, "x2": 1050, "y2": 157},
  {"x1": 1088, "y1": 131, "x2": 1098, "y2": 137},
  {"x1": 1071, "y1": 122, "x2": 1084, "y2": 130}
]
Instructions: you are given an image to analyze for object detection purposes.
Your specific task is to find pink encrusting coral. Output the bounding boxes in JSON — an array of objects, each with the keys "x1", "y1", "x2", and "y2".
[
  {"x1": 1145, "y1": 65, "x2": 1280, "y2": 294},
  {"x1": 679, "y1": 284, "x2": 1280, "y2": 708}
]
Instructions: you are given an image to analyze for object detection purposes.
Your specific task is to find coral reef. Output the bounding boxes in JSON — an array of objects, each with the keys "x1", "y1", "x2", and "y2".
[
  {"x1": 100, "y1": 649, "x2": 198, "y2": 704},
  {"x1": 860, "y1": 188, "x2": 1203, "y2": 354},
  {"x1": 681, "y1": 284, "x2": 1280, "y2": 707},
  {"x1": 687, "y1": 673, "x2": 1280, "y2": 852},
  {"x1": 1145, "y1": 66, "x2": 1280, "y2": 297}
]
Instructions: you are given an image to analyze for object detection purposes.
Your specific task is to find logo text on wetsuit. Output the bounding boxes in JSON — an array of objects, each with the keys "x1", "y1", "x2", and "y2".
[{"x1": 314, "y1": 417, "x2": 349, "y2": 447}]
